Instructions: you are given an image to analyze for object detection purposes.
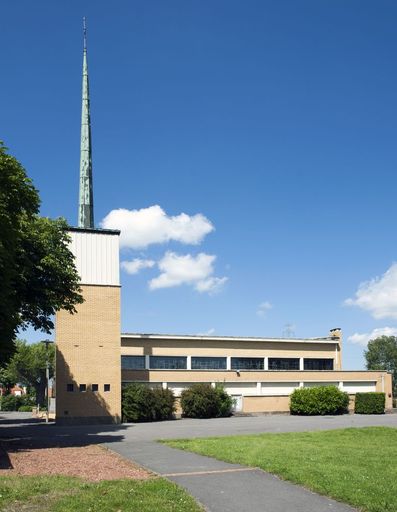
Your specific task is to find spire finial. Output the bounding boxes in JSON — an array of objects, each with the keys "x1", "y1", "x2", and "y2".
[{"x1": 78, "y1": 17, "x2": 94, "y2": 228}]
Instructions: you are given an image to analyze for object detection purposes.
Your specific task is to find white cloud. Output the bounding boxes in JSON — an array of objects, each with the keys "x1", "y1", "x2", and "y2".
[
  {"x1": 345, "y1": 263, "x2": 397, "y2": 319},
  {"x1": 149, "y1": 251, "x2": 227, "y2": 293},
  {"x1": 347, "y1": 327, "x2": 397, "y2": 346},
  {"x1": 195, "y1": 277, "x2": 228, "y2": 293},
  {"x1": 101, "y1": 205, "x2": 214, "y2": 249},
  {"x1": 121, "y1": 258, "x2": 155, "y2": 275},
  {"x1": 257, "y1": 301, "x2": 273, "y2": 317}
]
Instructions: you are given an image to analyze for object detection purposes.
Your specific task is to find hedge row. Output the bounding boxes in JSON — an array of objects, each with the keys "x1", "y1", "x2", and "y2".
[
  {"x1": 354, "y1": 392, "x2": 385, "y2": 414},
  {"x1": 122, "y1": 383, "x2": 233, "y2": 422},
  {"x1": 290, "y1": 386, "x2": 349, "y2": 415}
]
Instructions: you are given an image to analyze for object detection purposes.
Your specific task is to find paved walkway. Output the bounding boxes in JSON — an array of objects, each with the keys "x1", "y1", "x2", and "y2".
[
  {"x1": 108, "y1": 438, "x2": 355, "y2": 512},
  {"x1": 3, "y1": 412, "x2": 397, "y2": 512}
]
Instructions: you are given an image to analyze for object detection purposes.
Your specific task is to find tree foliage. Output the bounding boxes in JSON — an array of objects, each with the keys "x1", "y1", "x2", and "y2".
[
  {"x1": 0, "y1": 143, "x2": 83, "y2": 360},
  {"x1": 4, "y1": 340, "x2": 55, "y2": 406},
  {"x1": 365, "y1": 335, "x2": 397, "y2": 393}
]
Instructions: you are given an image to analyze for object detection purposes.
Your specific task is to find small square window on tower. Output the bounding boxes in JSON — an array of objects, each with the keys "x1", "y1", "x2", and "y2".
[
  {"x1": 91, "y1": 384, "x2": 98, "y2": 392},
  {"x1": 79, "y1": 384, "x2": 87, "y2": 392},
  {"x1": 104, "y1": 384, "x2": 111, "y2": 392},
  {"x1": 67, "y1": 384, "x2": 74, "y2": 392}
]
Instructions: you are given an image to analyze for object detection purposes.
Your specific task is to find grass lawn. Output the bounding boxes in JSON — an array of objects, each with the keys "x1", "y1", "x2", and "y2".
[
  {"x1": 164, "y1": 426, "x2": 397, "y2": 512},
  {"x1": 0, "y1": 475, "x2": 203, "y2": 512}
]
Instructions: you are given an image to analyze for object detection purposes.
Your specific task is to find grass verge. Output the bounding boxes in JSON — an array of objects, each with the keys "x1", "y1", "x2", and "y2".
[
  {"x1": 163, "y1": 426, "x2": 397, "y2": 512},
  {"x1": 0, "y1": 475, "x2": 203, "y2": 512}
]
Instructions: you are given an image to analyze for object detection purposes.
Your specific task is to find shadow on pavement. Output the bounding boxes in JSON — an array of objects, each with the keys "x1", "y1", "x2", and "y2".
[{"x1": 0, "y1": 412, "x2": 128, "y2": 468}]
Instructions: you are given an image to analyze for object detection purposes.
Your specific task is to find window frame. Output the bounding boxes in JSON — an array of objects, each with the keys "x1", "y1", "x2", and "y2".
[
  {"x1": 121, "y1": 355, "x2": 146, "y2": 370},
  {"x1": 304, "y1": 358, "x2": 334, "y2": 371},
  {"x1": 191, "y1": 356, "x2": 227, "y2": 370},
  {"x1": 149, "y1": 356, "x2": 187, "y2": 370},
  {"x1": 268, "y1": 358, "x2": 300, "y2": 371},
  {"x1": 231, "y1": 357, "x2": 264, "y2": 371}
]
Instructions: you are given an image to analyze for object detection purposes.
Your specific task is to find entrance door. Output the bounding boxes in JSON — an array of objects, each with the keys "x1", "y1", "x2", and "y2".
[{"x1": 232, "y1": 395, "x2": 243, "y2": 412}]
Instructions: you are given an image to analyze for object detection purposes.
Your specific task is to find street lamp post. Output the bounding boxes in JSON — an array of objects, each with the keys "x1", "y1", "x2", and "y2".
[{"x1": 41, "y1": 340, "x2": 54, "y2": 423}]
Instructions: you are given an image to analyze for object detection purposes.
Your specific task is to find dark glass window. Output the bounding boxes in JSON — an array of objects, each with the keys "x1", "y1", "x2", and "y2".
[
  {"x1": 231, "y1": 357, "x2": 264, "y2": 370},
  {"x1": 66, "y1": 384, "x2": 74, "y2": 392},
  {"x1": 79, "y1": 384, "x2": 86, "y2": 392},
  {"x1": 104, "y1": 384, "x2": 110, "y2": 392},
  {"x1": 91, "y1": 384, "x2": 98, "y2": 392},
  {"x1": 191, "y1": 357, "x2": 227, "y2": 370},
  {"x1": 121, "y1": 355, "x2": 145, "y2": 370},
  {"x1": 268, "y1": 358, "x2": 300, "y2": 370},
  {"x1": 150, "y1": 356, "x2": 187, "y2": 370},
  {"x1": 304, "y1": 359, "x2": 334, "y2": 371}
]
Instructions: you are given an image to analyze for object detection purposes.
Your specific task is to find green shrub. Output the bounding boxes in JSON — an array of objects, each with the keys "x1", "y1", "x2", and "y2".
[
  {"x1": 181, "y1": 383, "x2": 233, "y2": 419},
  {"x1": 122, "y1": 384, "x2": 176, "y2": 422},
  {"x1": 0, "y1": 394, "x2": 34, "y2": 411},
  {"x1": 290, "y1": 385, "x2": 349, "y2": 415},
  {"x1": 18, "y1": 405, "x2": 33, "y2": 412},
  {"x1": 214, "y1": 384, "x2": 234, "y2": 417},
  {"x1": 152, "y1": 388, "x2": 176, "y2": 420},
  {"x1": 355, "y1": 392, "x2": 385, "y2": 414}
]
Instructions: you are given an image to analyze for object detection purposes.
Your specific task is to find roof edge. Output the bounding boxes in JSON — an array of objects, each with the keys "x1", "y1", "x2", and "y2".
[{"x1": 67, "y1": 226, "x2": 120, "y2": 235}]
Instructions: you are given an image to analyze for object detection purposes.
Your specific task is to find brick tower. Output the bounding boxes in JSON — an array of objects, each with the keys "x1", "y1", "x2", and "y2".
[{"x1": 55, "y1": 19, "x2": 121, "y2": 424}]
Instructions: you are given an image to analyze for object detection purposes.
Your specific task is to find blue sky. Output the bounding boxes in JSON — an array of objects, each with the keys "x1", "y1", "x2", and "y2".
[{"x1": 3, "y1": 1, "x2": 397, "y2": 369}]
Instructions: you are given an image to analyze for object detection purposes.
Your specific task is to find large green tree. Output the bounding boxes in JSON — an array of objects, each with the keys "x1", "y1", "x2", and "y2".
[
  {"x1": 4, "y1": 340, "x2": 55, "y2": 406},
  {"x1": 0, "y1": 143, "x2": 83, "y2": 360},
  {"x1": 365, "y1": 335, "x2": 397, "y2": 393}
]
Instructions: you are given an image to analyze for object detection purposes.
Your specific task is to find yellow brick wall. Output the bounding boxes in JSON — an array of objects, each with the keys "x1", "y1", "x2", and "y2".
[{"x1": 56, "y1": 284, "x2": 121, "y2": 424}]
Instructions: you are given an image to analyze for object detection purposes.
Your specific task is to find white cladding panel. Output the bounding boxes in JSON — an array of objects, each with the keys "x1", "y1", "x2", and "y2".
[
  {"x1": 224, "y1": 382, "x2": 257, "y2": 395},
  {"x1": 167, "y1": 382, "x2": 194, "y2": 397},
  {"x1": 261, "y1": 382, "x2": 300, "y2": 396},
  {"x1": 303, "y1": 382, "x2": 337, "y2": 388},
  {"x1": 342, "y1": 381, "x2": 376, "y2": 393},
  {"x1": 68, "y1": 231, "x2": 120, "y2": 286}
]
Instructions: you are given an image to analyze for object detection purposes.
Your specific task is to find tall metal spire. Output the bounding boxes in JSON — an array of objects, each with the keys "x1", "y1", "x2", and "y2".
[{"x1": 78, "y1": 16, "x2": 94, "y2": 228}]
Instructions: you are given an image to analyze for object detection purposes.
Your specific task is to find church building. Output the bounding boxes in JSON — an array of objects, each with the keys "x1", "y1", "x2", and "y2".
[{"x1": 55, "y1": 22, "x2": 393, "y2": 424}]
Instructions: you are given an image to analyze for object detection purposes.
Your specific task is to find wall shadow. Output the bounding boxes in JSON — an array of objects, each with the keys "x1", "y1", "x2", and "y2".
[{"x1": 56, "y1": 348, "x2": 121, "y2": 425}]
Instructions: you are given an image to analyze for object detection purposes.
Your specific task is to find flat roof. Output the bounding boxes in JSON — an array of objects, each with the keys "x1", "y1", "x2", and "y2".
[{"x1": 121, "y1": 333, "x2": 339, "y2": 345}]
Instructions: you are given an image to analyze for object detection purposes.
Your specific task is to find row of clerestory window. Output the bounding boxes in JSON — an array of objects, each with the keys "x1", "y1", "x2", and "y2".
[
  {"x1": 121, "y1": 356, "x2": 334, "y2": 371},
  {"x1": 66, "y1": 383, "x2": 111, "y2": 392}
]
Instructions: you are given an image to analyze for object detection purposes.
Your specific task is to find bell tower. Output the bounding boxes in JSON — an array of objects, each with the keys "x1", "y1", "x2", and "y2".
[{"x1": 55, "y1": 19, "x2": 121, "y2": 424}]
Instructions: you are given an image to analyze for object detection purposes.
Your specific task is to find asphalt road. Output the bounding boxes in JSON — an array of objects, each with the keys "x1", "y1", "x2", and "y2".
[{"x1": 2, "y1": 412, "x2": 396, "y2": 512}]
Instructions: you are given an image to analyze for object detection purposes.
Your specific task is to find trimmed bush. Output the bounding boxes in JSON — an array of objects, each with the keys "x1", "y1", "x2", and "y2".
[
  {"x1": 152, "y1": 388, "x2": 176, "y2": 421},
  {"x1": 122, "y1": 384, "x2": 176, "y2": 422},
  {"x1": 355, "y1": 392, "x2": 385, "y2": 414},
  {"x1": 181, "y1": 383, "x2": 233, "y2": 419},
  {"x1": 18, "y1": 405, "x2": 33, "y2": 412},
  {"x1": 290, "y1": 385, "x2": 349, "y2": 415},
  {"x1": 214, "y1": 384, "x2": 234, "y2": 417}
]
